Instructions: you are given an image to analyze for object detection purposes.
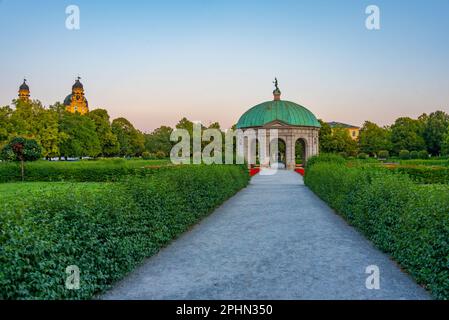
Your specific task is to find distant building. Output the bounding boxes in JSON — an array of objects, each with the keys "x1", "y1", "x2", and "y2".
[
  {"x1": 18, "y1": 79, "x2": 30, "y2": 102},
  {"x1": 64, "y1": 77, "x2": 89, "y2": 115},
  {"x1": 327, "y1": 121, "x2": 360, "y2": 140}
]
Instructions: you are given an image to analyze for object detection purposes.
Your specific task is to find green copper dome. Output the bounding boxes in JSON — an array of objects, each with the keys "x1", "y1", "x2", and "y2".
[{"x1": 237, "y1": 100, "x2": 321, "y2": 129}]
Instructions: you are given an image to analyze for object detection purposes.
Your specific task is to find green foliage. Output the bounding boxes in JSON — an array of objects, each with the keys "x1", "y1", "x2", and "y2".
[
  {"x1": 359, "y1": 121, "x2": 392, "y2": 155},
  {"x1": 418, "y1": 150, "x2": 429, "y2": 159},
  {"x1": 305, "y1": 153, "x2": 345, "y2": 170},
  {"x1": 141, "y1": 151, "x2": 152, "y2": 160},
  {"x1": 111, "y1": 118, "x2": 145, "y2": 157},
  {"x1": 9, "y1": 100, "x2": 65, "y2": 157},
  {"x1": 0, "y1": 165, "x2": 249, "y2": 299},
  {"x1": 399, "y1": 150, "x2": 410, "y2": 160},
  {"x1": 410, "y1": 150, "x2": 419, "y2": 159},
  {"x1": 378, "y1": 150, "x2": 389, "y2": 159},
  {"x1": 357, "y1": 152, "x2": 368, "y2": 159},
  {"x1": 144, "y1": 126, "x2": 173, "y2": 155},
  {"x1": 87, "y1": 109, "x2": 120, "y2": 156},
  {"x1": 390, "y1": 165, "x2": 449, "y2": 184},
  {"x1": 423, "y1": 111, "x2": 449, "y2": 156},
  {"x1": 318, "y1": 120, "x2": 358, "y2": 155},
  {"x1": 0, "y1": 137, "x2": 42, "y2": 162},
  {"x1": 399, "y1": 159, "x2": 448, "y2": 167},
  {"x1": 390, "y1": 117, "x2": 426, "y2": 154},
  {"x1": 441, "y1": 133, "x2": 449, "y2": 156},
  {"x1": 155, "y1": 150, "x2": 166, "y2": 159},
  {"x1": 0, "y1": 159, "x2": 170, "y2": 183},
  {"x1": 59, "y1": 112, "x2": 101, "y2": 158},
  {"x1": 304, "y1": 157, "x2": 449, "y2": 299}
]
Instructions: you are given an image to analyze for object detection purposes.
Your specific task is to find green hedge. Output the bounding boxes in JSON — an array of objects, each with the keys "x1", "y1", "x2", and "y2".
[
  {"x1": 0, "y1": 165, "x2": 249, "y2": 299},
  {"x1": 0, "y1": 159, "x2": 170, "y2": 183},
  {"x1": 399, "y1": 159, "x2": 449, "y2": 167},
  {"x1": 391, "y1": 165, "x2": 449, "y2": 184},
  {"x1": 304, "y1": 158, "x2": 449, "y2": 299}
]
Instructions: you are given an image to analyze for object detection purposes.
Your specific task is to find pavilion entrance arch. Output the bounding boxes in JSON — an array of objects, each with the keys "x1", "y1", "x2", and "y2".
[{"x1": 270, "y1": 137, "x2": 286, "y2": 169}]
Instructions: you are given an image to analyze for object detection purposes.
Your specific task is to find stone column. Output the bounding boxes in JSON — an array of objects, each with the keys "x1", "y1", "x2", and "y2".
[{"x1": 286, "y1": 135, "x2": 295, "y2": 170}]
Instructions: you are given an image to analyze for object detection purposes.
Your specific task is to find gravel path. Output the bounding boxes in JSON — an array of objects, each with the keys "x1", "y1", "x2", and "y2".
[{"x1": 102, "y1": 169, "x2": 430, "y2": 300}]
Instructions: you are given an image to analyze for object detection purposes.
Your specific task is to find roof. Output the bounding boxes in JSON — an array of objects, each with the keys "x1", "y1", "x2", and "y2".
[
  {"x1": 72, "y1": 78, "x2": 84, "y2": 90},
  {"x1": 64, "y1": 93, "x2": 88, "y2": 107},
  {"x1": 237, "y1": 100, "x2": 320, "y2": 129},
  {"x1": 19, "y1": 80, "x2": 29, "y2": 91},
  {"x1": 327, "y1": 121, "x2": 359, "y2": 129}
]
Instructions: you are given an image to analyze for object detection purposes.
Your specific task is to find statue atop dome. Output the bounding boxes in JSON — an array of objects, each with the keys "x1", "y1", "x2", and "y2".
[{"x1": 273, "y1": 77, "x2": 281, "y2": 100}]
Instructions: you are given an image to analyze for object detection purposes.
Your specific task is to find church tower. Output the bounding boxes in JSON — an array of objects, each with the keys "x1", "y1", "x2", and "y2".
[
  {"x1": 64, "y1": 77, "x2": 89, "y2": 115},
  {"x1": 18, "y1": 79, "x2": 30, "y2": 101}
]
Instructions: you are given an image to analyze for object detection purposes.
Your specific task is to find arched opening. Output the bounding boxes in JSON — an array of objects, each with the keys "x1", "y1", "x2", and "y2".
[
  {"x1": 270, "y1": 138, "x2": 286, "y2": 169},
  {"x1": 295, "y1": 138, "x2": 307, "y2": 167}
]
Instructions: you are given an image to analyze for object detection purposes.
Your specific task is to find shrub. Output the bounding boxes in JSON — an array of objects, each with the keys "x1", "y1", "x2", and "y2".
[
  {"x1": 399, "y1": 150, "x2": 410, "y2": 160},
  {"x1": 378, "y1": 150, "x2": 389, "y2": 160},
  {"x1": 410, "y1": 151, "x2": 419, "y2": 159},
  {"x1": 0, "y1": 164, "x2": 249, "y2": 299},
  {"x1": 141, "y1": 151, "x2": 151, "y2": 160},
  {"x1": 156, "y1": 151, "x2": 166, "y2": 159},
  {"x1": 1, "y1": 137, "x2": 42, "y2": 181},
  {"x1": 305, "y1": 156, "x2": 449, "y2": 299},
  {"x1": 0, "y1": 159, "x2": 170, "y2": 183},
  {"x1": 390, "y1": 165, "x2": 449, "y2": 184},
  {"x1": 418, "y1": 150, "x2": 429, "y2": 159},
  {"x1": 306, "y1": 153, "x2": 345, "y2": 170},
  {"x1": 357, "y1": 152, "x2": 368, "y2": 159}
]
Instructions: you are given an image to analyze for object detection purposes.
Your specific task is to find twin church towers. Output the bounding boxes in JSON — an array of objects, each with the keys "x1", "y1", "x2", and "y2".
[{"x1": 18, "y1": 77, "x2": 89, "y2": 115}]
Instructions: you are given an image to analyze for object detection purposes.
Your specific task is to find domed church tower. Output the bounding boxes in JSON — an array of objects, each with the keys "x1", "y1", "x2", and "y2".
[
  {"x1": 64, "y1": 77, "x2": 89, "y2": 115},
  {"x1": 18, "y1": 79, "x2": 30, "y2": 101}
]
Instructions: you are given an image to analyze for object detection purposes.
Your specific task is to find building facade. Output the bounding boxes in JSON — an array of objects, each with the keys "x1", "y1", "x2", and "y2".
[
  {"x1": 64, "y1": 77, "x2": 89, "y2": 115},
  {"x1": 327, "y1": 121, "x2": 360, "y2": 140},
  {"x1": 18, "y1": 79, "x2": 30, "y2": 102}
]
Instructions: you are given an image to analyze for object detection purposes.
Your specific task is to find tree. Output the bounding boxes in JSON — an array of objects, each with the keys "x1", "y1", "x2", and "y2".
[
  {"x1": 358, "y1": 121, "x2": 392, "y2": 156},
  {"x1": 0, "y1": 106, "x2": 13, "y2": 147},
  {"x1": 87, "y1": 109, "x2": 119, "y2": 156},
  {"x1": 318, "y1": 120, "x2": 333, "y2": 153},
  {"x1": 144, "y1": 126, "x2": 173, "y2": 155},
  {"x1": 318, "y1": 120, "x2": 358, "y2": 155},
  {"x1": 328, "y1": 128, "x2": 358, "y2": 155},
  {"x1": 422, "y1": 111, "x2": 449, "y2": 156},
  {"x1": 59, "y1": 113, "x2": 101, "y2": 158},
  {"x1": 390, "y1": 117, "x2": 426, "y2": 154},
  {"x1": 1, "y1": 137, "x2": 42, "y2": 181},
  {"x1": 10, "y1": 100, "x2": 64, "y2": 158},
  {"x1": 111, "y1": 117, "x2": 145, "y2": 157},
  {"x1": 441, "y1": 133, "x2": 449, "y2": 156}
]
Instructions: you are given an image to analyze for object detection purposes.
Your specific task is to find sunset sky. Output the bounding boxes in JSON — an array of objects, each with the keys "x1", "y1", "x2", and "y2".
[{"x1": 1, "y1": 0, "x2": 448, "y2": 132}]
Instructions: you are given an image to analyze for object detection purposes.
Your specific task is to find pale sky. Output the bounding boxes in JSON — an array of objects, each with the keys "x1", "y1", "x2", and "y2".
[{"x1": 1, "y1": 0, "x2": 448, "y2": 132}]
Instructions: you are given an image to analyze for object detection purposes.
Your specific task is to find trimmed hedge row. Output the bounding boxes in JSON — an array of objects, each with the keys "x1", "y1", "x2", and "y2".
[
  {"x1": 0, "y1": 164, "x2": 249, "y2": 299},
  {"x1": 0, "y1": 159, "x2": 170, "y2": 183},
  {"x1": 390, "y1": 165, "x2": 449, "y2": 184},
  {"x1": 304, "y1": 157, "x2": 449, "y2": 299}
]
